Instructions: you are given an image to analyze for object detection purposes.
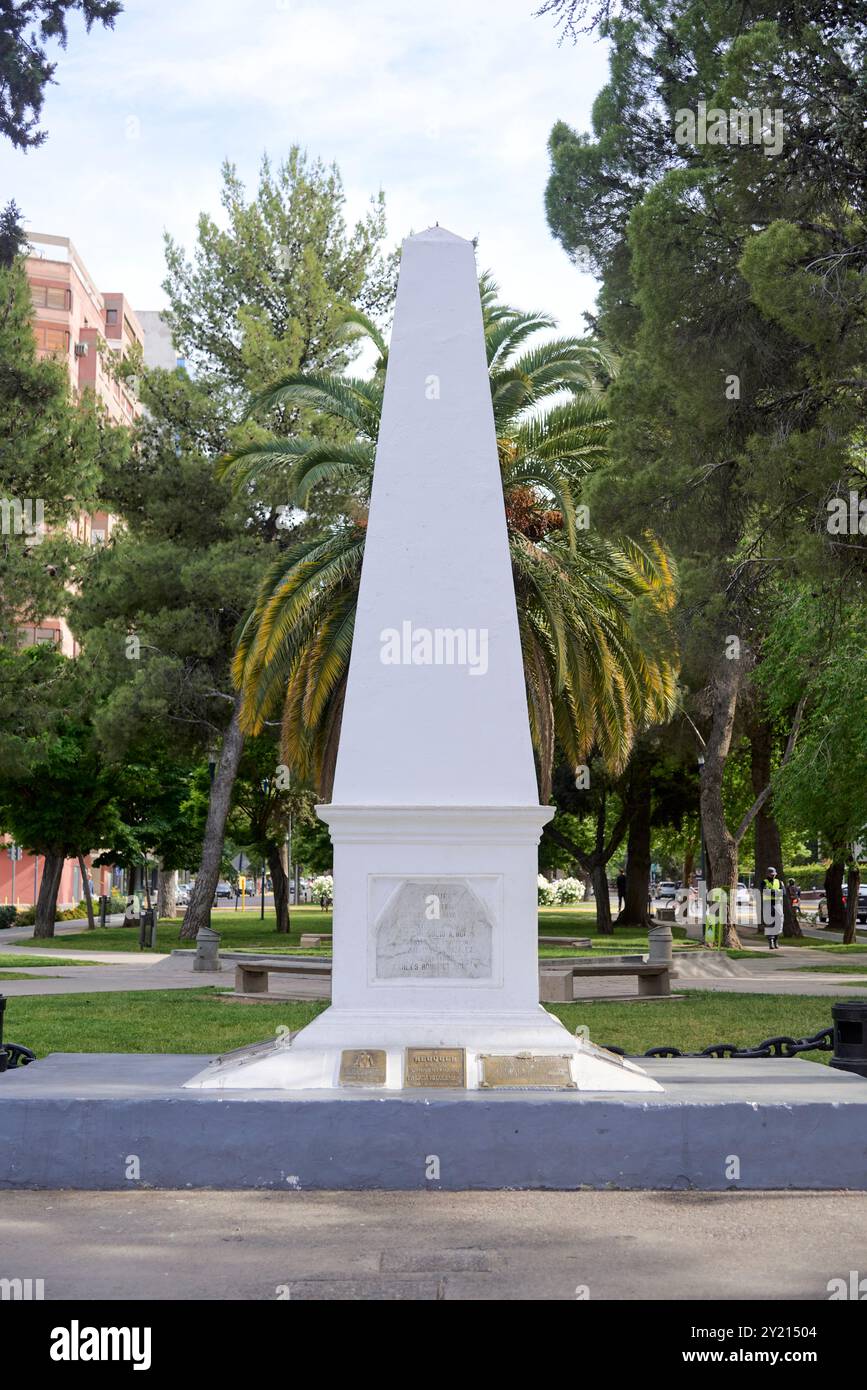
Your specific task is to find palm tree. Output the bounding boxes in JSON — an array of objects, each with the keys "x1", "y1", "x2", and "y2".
[{"x1": 220, "y1": 279, "x2": 678, "y2": 800}]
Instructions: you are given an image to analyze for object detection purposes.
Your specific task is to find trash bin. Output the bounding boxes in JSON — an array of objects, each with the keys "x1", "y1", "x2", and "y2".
[
  {"x1": 98, "y1": 894, "x2": 109, "y2": 929},
  {"x1": 831, "y1": 1000, "x2": 867, "y2": 1079},
  {"x1": 139, "y1": 907, "x2": 155, "y2": 951}
]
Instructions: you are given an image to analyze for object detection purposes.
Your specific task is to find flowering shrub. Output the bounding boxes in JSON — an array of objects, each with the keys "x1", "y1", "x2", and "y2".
[
  {"x1": 537, "y1": 874, "x2": 556, "y2": 906},
  {"x1": 310, "y1": 873, "x2": 334, "y2": 901},
  {"x1": 554, "y1": 877, "x2": 585, "y2": 905}
]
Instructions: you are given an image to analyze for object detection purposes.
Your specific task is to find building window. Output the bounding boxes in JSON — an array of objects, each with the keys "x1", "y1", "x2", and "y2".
[
  {"x1": 35, "y1": 325, "x2": 71, "y2": 353},
  {"x1": 18, "y1": 626, "x2": 62, "y2": 648},
  {"x1": 106, "y1": 308, "x2": 118, "y2": 325},
  {"x1": 31, "y1": 284, "x2": 70, "y2": 310}
]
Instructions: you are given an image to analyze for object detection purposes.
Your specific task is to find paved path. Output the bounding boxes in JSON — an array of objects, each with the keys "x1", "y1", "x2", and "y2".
[
  {"x1": 1, "y1": 938, "x2": 865, "y2": 1000},
  {"x1": 1, "y1": 1188, "x2": 864, "y2": 1300}
]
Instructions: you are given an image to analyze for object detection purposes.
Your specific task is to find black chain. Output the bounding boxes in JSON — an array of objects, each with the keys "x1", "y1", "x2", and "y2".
[
  {"x1": 602, "y1": 1027, "x2": 834, "y2": 1060},
  {"x1": 0, "y1": 1043, "x2": 36, "y2": 1072}
]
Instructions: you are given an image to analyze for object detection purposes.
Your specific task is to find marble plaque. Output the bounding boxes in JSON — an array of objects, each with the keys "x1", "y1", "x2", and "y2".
[
  {"x1": 339, "y1": 1049, "x2": 387, "y2": 1086},
  {"x1": 479, "y1": 1054, "x2": 577, "y2": 1090},
  {"x1": 404, "y1": 1047, "x2": 466, "y2": 1088},
  {"x1": 374, "y1": 878, "x2": 493, "y2": 980}
]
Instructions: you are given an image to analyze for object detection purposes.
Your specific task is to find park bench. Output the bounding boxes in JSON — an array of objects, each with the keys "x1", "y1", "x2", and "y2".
[
  {"x1": 539, "y1": 960, "x2": 670, "y2": 1003},
  {"x1": 299, "y1": 933, "x2": 332, "y2": 947},
  {"x1": 234, "y1": 957, "x2": 332, "y2": 995}
]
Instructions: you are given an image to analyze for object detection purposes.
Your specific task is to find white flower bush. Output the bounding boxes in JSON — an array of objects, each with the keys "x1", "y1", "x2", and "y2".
[
  {"x1": 310, "y1": 873, "x2": 334, "y2": 901},
  {"x1": 554, "y1": 877, "x2": 585, "y2": 905},
  {"x1": 537, "y1": 874, "x2": 556, "y2": 906}
]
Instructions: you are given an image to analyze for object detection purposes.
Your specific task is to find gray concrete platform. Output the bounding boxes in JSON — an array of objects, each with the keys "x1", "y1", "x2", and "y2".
[{"x1": 2, "y1": 1052, "x2": 866, "y2": 1191}]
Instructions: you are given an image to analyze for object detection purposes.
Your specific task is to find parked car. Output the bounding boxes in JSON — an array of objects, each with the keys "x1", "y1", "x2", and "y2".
[
  {"x1": 818, "y1": 885, "x2": 867, "y2": 924},
  {"x1": 214, "y1": 881, "x2": 234, "y2": 901},
  {"x1": 651, "y1": 881, "x2": 679, "y2": 902}
]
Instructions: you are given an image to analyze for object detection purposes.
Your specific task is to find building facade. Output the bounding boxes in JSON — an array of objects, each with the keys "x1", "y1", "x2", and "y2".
[{"x1": 0, "y1": 234, "x2": 147, "y2": 912}]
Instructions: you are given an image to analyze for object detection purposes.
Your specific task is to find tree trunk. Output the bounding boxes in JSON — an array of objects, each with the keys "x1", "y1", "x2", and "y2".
[
  {"x1": 844, "y1": 859, "x2": 860, "y2": 946},
  {"x1": 591, "y1": 862, "x2": 613, "y2": 934},
  {"x1": 824, "y1": 859, "x2": 846, "y2": 931},
  {"x1": 33, "y1": 852, "x2": 65, "y2": 939},
  {"x1": 157, "y1": 868, "x2": 178, "y2": 919},
  {"x1": 267, "y1": 843, "x2": 290, "y2": 935},
  {"x1": 701, "y1": 655, "x2": 743, "y2": 948},
  {"x1": 78, "y1": 854, "x2": 96, "y2": 929},
  {"x1": 749, "y1": 718, "x2": 802, "y2": 938},
  {"x1": 618, "y1": 792, "x2": 651, "y2": 927},
  {"x1": 180, "y1": 694, "x2": 247, "y2": 939},
  {"x1": 682, "y1": 842, "x2": 695, "y2": 890}
]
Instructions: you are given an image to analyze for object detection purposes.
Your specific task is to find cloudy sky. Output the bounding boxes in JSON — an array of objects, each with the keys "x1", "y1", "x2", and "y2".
[{"x1": 1, "y1": 0, "x2": 606, "y2": 332}]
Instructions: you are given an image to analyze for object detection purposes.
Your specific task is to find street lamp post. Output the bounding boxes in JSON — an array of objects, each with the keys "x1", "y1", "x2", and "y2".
[{"x1": 697, "y1": 754, "x2": 706, "y2": 887}]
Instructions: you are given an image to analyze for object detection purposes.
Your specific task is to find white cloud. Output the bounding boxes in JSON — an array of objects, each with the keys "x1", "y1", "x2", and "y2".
[{"x1": 0, "y1": 0, "x2": 606, "y2": 330}]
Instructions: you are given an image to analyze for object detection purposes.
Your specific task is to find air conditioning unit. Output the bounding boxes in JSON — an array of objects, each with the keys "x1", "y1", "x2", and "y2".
[{"x1": 75, "y1": 342, "x2": 89, "y2": 357}]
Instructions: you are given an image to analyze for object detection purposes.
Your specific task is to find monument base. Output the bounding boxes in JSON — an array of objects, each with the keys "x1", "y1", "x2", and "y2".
[
  {"x1": 183, "y1": 1004, "x2": 662, "y2": 1092},
  {"x1": 2, "y1": 1054, "x2": 865, "y2": 1190}
]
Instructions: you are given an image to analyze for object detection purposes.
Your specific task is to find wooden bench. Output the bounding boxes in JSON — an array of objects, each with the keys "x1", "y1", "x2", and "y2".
[
  {"x1": 539, "y1": 961, "x2": 670, "y2": 1002},
  {"x1": 538, "y1": 936, "x2": 592, "y2": 948},
  {"x1": 235, "y1": 958, "x2": 332, "y2": 995}
]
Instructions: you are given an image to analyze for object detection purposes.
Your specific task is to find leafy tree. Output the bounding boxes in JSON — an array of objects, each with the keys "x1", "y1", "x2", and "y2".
[
  {"x1": 0, "y1": 0, "x2": 122, "y2": 148},
  {"x1": 77, "y1": 152, "x2": 396, "y2": 939},
  {"x1": 542, "y1": 0, "x2": 867, "y2": 942},
  {"x1": 0, "y1": 253, "x2": 127, "y2": 639},
  {"x1": 0, "y1": 647, "x2": 122, "y2": 936},
  {"x1": 758, "y1": 587, "x2": 867, "y2": 941},
  {"x1": 222, "y1": 286, "x2": 679, "y2": 802},
  {"x1": 0, "y1": 200, "x2": 26, "y2": 266}
]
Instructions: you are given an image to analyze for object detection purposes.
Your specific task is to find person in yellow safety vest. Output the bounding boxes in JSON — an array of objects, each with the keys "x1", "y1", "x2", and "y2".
[{"x1": 761, "y1": 867, "x2": 784, "y2": 950}]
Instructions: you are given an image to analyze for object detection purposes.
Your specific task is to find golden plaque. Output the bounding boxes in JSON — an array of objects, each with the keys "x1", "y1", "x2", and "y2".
[
  {"x1": 339, "y1": 1049, "x2": 387, "y2": 1086},
  {"x1": 404, "y1": 1047, "x2": 466, "y2": 1088},
  {"x1": 479, "y1": 1053, "x2": 577, "y2": 1090}
]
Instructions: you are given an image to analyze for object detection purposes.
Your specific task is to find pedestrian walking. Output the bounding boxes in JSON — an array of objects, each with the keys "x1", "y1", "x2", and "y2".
[{"x1": 761, "y1": 867, "x2": 784, "y2": 949}]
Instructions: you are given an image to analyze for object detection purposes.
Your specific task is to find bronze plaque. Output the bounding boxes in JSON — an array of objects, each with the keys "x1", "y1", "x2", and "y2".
[
  {"x1": 404, "y1": 1047, "x2": 466, "y2": 1088},
  {"x1": 479, "y1": 1053, "x2": 577, "y2": 1090},
  {"x1": 339, "y1": 1049, "x2": 387, "y2": 1086}
]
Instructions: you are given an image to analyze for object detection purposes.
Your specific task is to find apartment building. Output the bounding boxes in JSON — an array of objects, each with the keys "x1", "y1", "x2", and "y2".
[{"x1": 0, "y1": 235, "x2": 146, "y2": 911}]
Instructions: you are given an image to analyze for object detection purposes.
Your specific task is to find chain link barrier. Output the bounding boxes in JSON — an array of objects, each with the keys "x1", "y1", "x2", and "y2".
[{"x1": 602, "y1": 1026, "x2": 834, "y2": 1060}]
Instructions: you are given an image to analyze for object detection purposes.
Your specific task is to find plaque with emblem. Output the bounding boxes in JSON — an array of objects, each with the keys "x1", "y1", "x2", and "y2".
[
  {"x1": 479, "y1": 1053, "x2": 577, "y2": 1090},
  {"x1": 404, "y1": 1047, "x2": 466, "y2": 1088},
  {"x1": 339, "y1": 1049, "x2": 387, "y2": 1086}
]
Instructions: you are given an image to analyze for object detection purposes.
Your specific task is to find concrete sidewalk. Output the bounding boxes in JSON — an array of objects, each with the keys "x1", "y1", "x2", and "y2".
[{"x1": 1, "y1": 1188, "x2": 865, "y2": 1300}]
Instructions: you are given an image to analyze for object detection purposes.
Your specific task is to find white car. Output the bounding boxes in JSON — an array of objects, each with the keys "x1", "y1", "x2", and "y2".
[{"x1": 651, "y1": 881, "x2": 680, "y2": 902}]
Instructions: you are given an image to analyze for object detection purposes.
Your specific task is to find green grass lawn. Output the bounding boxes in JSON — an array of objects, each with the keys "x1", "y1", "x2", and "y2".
[
  {"x1": 791, "y1": 963, "x2": 867, "y2": 974},
  {"x1": 13, "y1": 906, "x2": 335, "y2": 954},
  {"x1": 547, "y1": 991, "x2": 837, "y2": 1062},
  {"x1": 0, "y1": 955, "x2": 98, "y2": 968},
  {"x1": 1, "y1": 987, "x2": 839, "y2": 1063},
  {"x1": 14, "y1": 905, "x2": 698, "y2": 959}
]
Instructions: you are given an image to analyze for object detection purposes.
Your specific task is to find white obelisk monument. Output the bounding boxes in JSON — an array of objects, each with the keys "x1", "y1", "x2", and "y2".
[{"x1": 187, "y1": 227, "x2": 658, "y2": 1092}]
